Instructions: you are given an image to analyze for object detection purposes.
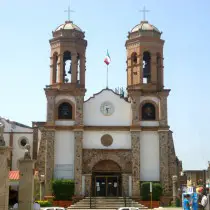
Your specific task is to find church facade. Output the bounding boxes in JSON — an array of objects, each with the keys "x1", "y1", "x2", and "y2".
[{"x1": 34, "y1": 19, "x2": 181, "y2": 197}]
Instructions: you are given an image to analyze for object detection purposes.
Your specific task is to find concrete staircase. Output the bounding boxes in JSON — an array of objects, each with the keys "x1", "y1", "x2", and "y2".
[{"x1": 68, "y1": 197, "x2": 148, "y2": 209}]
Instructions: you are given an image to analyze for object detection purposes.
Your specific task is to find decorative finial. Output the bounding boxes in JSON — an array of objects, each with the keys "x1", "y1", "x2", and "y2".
[
  {"x1": 64, "y1": 0, "x2": 75, "y2": 21},
  {"x1": 24, "y1": 144, "x2": 31, "y2": 160},
  {"x1": 0, "y1": 122, "x2": 5, "y2": 146},
  {"x1": 139, "y1": 6, "x2": 150, "y2": 21}
]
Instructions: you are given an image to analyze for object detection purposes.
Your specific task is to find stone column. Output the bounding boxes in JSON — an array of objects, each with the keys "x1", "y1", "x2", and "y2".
[
  {"x1": 0, "y1": 147, "x2": 10, "y2": 210},
  {"x1": 139, "y1": 55, "x2": 142, "y2": 84},
  {"x1": 71, "y1": 53, "x2": 77, "y2": 83},
  {"x1": 151, "y1": 53, "x2": 157, "y2": 83},
  {"x1": 84, "y1": 174, "x2": 92, "y2": 196},
  {"x1": 74, "y1": 131, "x2": 83, "y2": 195},
  {"x1": 131, "y1": 131, "x2": 140, "y2": 197},
  {"x1": 80, "y1": 55, "x2": 86, "y2": 86},
  {"x1": 159, "y1": 131, "x2": 170, "y2": 194},
  {"x1": 57, "y1": 53, "x2": 63, "y2": 83},
  {"x1": 0, "y1": 122, "x2": 10, "y2": 210},
  {"x1": 18, "y1": 144, "x2": 35, "y2": 210},
  {"x1": 172, "y1": 175, "x2": 178, "y2": 205},
  {"x1": 122, "y1": 173, "x2": 129, "y2": 196},
  {"x1": 44, "y1": 129, "x2": 55, "y2": 195}
]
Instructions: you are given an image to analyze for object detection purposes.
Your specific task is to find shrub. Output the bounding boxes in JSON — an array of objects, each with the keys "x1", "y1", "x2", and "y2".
[
  {"x1": 140, "y1": 182, "x2": 163, "y2": 201},
  {"x1": 176, "y1": 197, "x2": 181, "y2": 207},
  {"x1": 37, "y1": 200, "x2": 52, "y2": 207},
  {"x1": 52, "y1": 179, "x2": 75, "y2": 201}
]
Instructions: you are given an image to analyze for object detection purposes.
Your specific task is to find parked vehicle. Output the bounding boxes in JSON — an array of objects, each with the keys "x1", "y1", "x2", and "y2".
[
  {"x1": 40, "y1": 207, "x2": 65, "y2": 210},
  {"x1": 118, "y1": 208, "x2": 140, "y2": 210}
]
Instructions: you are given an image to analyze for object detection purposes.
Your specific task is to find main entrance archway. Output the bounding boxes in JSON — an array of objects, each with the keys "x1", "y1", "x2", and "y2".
[{"x1": 92, "y1": 160, "x2": 122, "y2": 197}]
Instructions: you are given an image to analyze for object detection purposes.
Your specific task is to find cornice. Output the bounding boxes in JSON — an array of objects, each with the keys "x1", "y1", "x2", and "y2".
[{"x1": 43, "y1": 125, "x2": 170, "y2": 132}]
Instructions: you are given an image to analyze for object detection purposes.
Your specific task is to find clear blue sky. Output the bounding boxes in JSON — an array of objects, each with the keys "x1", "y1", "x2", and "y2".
[{"x1": 0, "y1": 0, "x2": 210, "y2": 170}]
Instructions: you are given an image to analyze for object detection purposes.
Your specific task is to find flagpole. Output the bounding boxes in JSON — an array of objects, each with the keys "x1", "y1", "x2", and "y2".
[{"x1": 106, "y1": 64, "x2": 109, "y2": 89}]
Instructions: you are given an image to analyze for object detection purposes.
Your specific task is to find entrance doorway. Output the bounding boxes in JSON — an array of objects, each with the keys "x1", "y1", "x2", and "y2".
[
  {"x1": 94, "y1": 175, "x2": 120, "y2": 196},
  {"x1": 92, "y1": 160, "x2": 122, "y2": 197}
]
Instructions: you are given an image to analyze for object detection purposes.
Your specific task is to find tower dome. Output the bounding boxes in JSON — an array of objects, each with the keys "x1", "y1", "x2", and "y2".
[
  {"x1": 55, "y1": 20, "x2": 82, "y2": 32},
  {"x1": 52, "y1": 20, "x2": 85, "y2": 39},
  {"x1": 129, "y1": 20, "x2": 162, "y2": 39},
  {"x1": 131, "y1": 21, "x2": 160, "y2": 33}
]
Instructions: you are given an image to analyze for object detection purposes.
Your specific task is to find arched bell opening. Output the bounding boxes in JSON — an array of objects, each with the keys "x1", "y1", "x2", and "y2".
[
  {"x1": 63, "y1": 51, "x2": 72, "y2": 83},
  {"x1": 142, "y1": 51, "x2": 151, "y2": 84}
]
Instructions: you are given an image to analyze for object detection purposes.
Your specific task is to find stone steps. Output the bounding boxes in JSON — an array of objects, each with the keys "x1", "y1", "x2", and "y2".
[{"x1": 68, "y1": 197, "x2": 148, "y2": 209}]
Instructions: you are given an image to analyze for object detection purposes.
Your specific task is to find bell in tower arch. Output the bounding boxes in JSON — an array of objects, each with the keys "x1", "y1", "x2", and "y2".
[{"x1": 142, "y1": 51, "x2": 151, "y2": 82}]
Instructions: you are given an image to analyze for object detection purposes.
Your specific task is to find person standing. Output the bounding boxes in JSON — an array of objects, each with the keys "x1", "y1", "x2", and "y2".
[
  {"x1": 12, "y1": 200, "x2": 18, "y2": 209},
  {"x1": 200, "y1": 192, "x2": 208, "y2": 210},
  {"x1": 33, "y1": 200, "x2": 41, "y2": 210},
  {"x1": 184, "y1": 194, "x2": 191, "y2": 210},
  {"x1": 192, "y1": 190, "x2": 199, "y2": 210}
]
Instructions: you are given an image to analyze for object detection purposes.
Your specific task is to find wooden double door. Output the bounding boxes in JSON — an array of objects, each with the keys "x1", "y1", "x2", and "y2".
[{"x1": 92, "y1": 173, "x2": 121, "y2": 197}]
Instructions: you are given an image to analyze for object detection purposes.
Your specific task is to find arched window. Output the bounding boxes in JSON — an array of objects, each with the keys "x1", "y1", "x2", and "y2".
[
  {"x1": 63, "y1": 51, "x2": 72, "y2": 83},
  {"x1": 131, "y1": 52, "x2": 137, "y2": 65},
  {"x1": 141, "y1": 103, "x2": 156, "y2": 120},
  {"x1": 142, "y1": 51, "x2": 151, "y2": 83},
  {"x1": 53, "y1": 52, "x2": 58, "y2": 83},
  {"x1": 58, "y1": 102, "x2": 73, "y2": 119}
]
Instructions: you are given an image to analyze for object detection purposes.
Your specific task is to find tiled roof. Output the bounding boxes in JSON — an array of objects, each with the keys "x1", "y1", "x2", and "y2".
[
  {"x1": 9, "y1": 170, "x2": 38, "y2": 180},
  {"x1": 9, "y1": 171, "x2": 19, "y2": 180}
]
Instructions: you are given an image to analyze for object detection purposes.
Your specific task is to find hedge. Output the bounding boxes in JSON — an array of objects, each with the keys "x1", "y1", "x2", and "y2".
[
  {"x1": 37, "y1": 200, "x2": 52, "y2": 207},
  {"x1": 140, "y1": 182, "x2": 163, "y2": 201},
  {"x1": 52, "y1": 179, "x2": 75, "y2": 201}
]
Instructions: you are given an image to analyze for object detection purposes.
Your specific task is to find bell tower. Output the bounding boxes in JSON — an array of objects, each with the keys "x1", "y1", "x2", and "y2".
[
  {"x1": 126, "y1": 20, "x2": 170, "y2": 126},
  {"x1": 49, "y1": 21, "x2": 87, "y2": 87},
  {"x1": 126, "y1": 19, "x2": 173, "y2": 195},
  {"x1": 45, "y1": 20, "x2": 87, "y2": 126},
  {"x1": 126, "y1": 21, "x2": 164, "y2": 92},
  {"x1": 40, "y1": 20, "x2": 87, "y2": 196}
]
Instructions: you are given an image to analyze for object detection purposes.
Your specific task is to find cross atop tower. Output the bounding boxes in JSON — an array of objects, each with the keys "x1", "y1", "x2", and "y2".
[
  {"x1": 64, "y1": 2, "x2": 75, "y2": 21},
  {"x1": 139, "y1": 6, "x2": 150, "y2": 21}
]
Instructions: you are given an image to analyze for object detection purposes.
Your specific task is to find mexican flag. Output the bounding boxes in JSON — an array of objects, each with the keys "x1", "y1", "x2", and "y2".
[{"x1": 104, "y1": 50, "x2": 111, "y2": 65}]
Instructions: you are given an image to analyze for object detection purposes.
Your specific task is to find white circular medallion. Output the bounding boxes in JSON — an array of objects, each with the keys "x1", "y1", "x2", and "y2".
[{"x1": 100, "y1": 101, "x2": 114, "y2": 116}]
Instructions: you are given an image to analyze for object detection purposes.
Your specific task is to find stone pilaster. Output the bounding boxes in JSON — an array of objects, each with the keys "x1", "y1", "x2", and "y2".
[
  {"x1": 32, "y1": 126, "x2": 38, "y2": 160},
  {"x1": 159, "y1": 131, "x2": 170, "y2": 194},
  {"x1": 168, "y1": 131, "x2": 177, "y2": 193},
  {"x1": 131, "y1": 96, "x2": 140, "y2": 125},
  {"x1": 131, "y1": 131, "x2": 140, "y2": 197},
  {"x1": 74, "y1": 131, "x2": 83, "y2": 195},
  {"x1": 36, "y1": 128, "x2": 46, "y2": 180},
  {"x1": 122, "y1": 173, "x2": 129, "y2": 196},
  {"x1": 0, "y1": 147, "x2": 10, "y2": 210},
  {"x1": 46, "y1": 95, "x2": 55, "y2": 125},
  {"x1": 172, "y1": 175, "x2": 178, "y2": 205},
  {"x1": 44, "y1": 129, "x2": 55, "y2": 195},
  {"x1": 80, "y1": 56, "x2": 86, "y2": 86},
  {"x1": 75, "y1": 96, "x2": 84, "y2": 125},
  {"x1": 159, "y1": 92, "x2": 169, "y2": 126},
  {"x1": 84, "y1": 174, "x2": 92, "y2": 196}
]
